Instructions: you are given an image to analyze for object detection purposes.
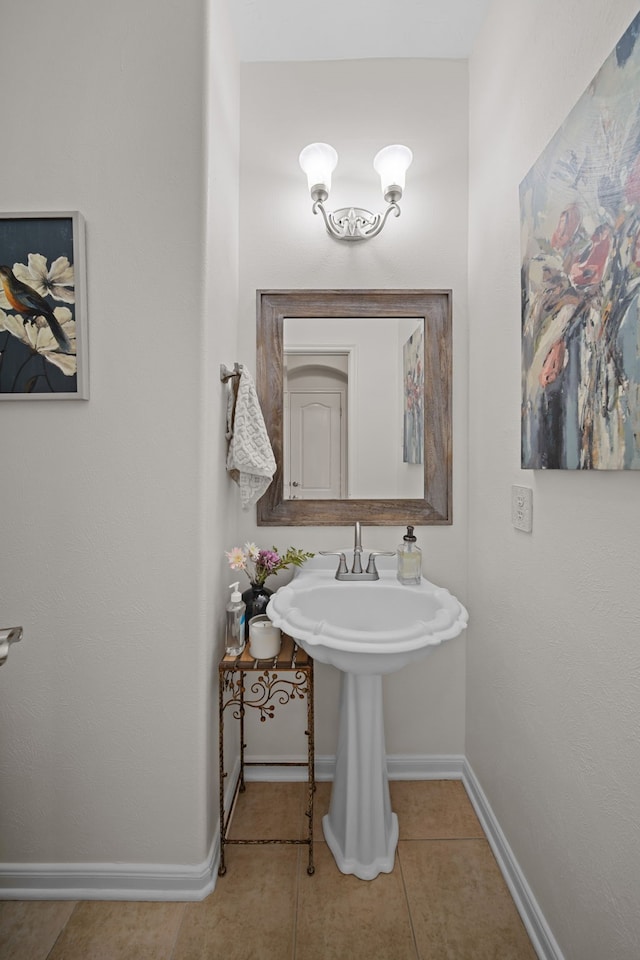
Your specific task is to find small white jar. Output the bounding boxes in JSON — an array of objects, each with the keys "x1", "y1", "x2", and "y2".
[{"x1": 248, "y1": 615, "x2": 281, "y2": 659}]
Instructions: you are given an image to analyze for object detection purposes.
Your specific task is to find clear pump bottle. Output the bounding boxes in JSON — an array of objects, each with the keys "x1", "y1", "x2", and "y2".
[
  {"x1": 397, "y1": 525, "x2": 422, "y2": 585},
  {"x1": 225, "y1": 582, "x2": 246, "y2": 656}
]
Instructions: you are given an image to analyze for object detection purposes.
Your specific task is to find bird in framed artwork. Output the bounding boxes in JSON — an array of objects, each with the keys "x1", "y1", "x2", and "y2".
[{"x1": 0, "y1": 264, "x2": 73, "y2": 354}]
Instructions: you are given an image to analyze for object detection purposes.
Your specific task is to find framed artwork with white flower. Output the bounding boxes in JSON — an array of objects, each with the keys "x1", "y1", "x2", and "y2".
[{"x1": 0, "y1": 211, "x2": 88, "y2": 399}]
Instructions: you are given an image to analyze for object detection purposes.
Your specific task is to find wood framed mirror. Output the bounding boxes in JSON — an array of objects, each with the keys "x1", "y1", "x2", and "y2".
[{"x1": 256, "y1": 289, "x2": 452, "y2": 526}]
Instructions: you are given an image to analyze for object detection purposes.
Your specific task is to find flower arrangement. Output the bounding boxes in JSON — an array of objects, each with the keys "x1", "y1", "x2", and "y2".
[{"x1": 225, "y1": 543, "x2": 314, "y2": 587}]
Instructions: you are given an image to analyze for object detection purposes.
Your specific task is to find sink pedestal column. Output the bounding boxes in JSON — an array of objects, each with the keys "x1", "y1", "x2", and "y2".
[{"x1": 323, "y1": 672, "x2": 398, "y2": 880}]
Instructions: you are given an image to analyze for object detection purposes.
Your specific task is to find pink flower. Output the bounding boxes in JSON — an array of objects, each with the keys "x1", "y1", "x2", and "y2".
[
  {"x1": 539, "y1": 339, "x2": 567, "y2": 387},
  {"x1": 569, "y1": 225, "x2": 612, "y2": 287},
  {"x1": 551, "y1": 204, "x2": 582, "y2": 250},
  {"x1": 257, "y1": 549, "x2": 280, "y2": 575},
  {"x1": 225, "y1": 547, "x2": 246, "y2": 571}
]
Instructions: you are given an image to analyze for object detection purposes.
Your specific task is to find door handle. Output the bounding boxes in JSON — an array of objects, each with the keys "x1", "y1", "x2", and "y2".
[{"x1": 0, "y1": 626, "x2": 23, "y2": 667}]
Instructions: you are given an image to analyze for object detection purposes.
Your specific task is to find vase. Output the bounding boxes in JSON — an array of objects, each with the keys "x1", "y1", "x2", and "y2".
[{"x1": 242, "y1": 582, "x2": 273, "y2": 641}]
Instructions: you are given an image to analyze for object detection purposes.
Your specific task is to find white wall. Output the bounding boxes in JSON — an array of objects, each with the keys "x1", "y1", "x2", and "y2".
[
  {"x1": 203, "y1": 0, "x2": 241, "y2": 854},
  {"x1": 0, "y1": 0, "x2": 239, "y2": 875},
  {"x1": 468, "y1": 3, "x2": 640, "y2": 958},
  {"x1": 237, "y1": 60, "x2": 469, "y2": 761}
]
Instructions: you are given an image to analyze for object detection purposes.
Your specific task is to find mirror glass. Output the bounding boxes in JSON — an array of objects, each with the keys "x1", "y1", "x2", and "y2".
[
  {"x1": 284, "y1": 317, "x2": 424, "y2": 500},
  {"x1": 256, "y1": 289, "x2": 452, "y2": 526}
]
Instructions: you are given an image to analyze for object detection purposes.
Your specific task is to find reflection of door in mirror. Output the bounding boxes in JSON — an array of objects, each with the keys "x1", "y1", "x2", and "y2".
[{"x1": 284, "y1": 352, "x2": 347, "y2": 499}]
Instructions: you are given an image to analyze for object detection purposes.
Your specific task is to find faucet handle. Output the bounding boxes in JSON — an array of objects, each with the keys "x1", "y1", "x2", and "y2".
[
  {"x1": 365, "y1": 550, "x2": 395, "y2": 576},
  {"x1": 319, "y1": 551, "x2": 349, "y2": 577}
]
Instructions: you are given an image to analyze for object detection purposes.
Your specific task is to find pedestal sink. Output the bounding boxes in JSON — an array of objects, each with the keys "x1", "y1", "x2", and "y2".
[{"x1": 267, "y1": 555, "x2": 468, "y2": 880}]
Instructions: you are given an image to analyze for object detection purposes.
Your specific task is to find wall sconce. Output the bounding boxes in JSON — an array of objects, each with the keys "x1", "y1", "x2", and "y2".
[{"x1": 298, "y1": 142, "x2": 413, "y2": 241}]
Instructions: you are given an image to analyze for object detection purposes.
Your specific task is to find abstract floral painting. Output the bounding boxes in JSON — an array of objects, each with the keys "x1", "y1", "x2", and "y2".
[
  {"x1": 403, "y1": 325, "x2": 424, "y2": 464},
  {"x1": 520, "y1": 12, "x2": 640, "y2": 468},
  {"x1": 0, "y1": 212, "x2": 87, "y2": 399}
]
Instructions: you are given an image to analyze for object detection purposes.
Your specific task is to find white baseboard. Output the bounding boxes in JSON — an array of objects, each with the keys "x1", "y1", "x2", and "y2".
[
  {"x1": 0, "y1": 750, "x2": 566, "y2": 959},
  {"x1": 462, "y1": 760, "x2": 565, "y2": 960},
  {"x1": 0, "y1": 757, "x2": 240, "y2": 902},
  {"x1": 242, "y1": 753, "x2": 465, "y2": 782},
  {"x1": 386, "y1": 753, "x2": 465, "y2": 780},
  {"x1": 0, "y1": 857, "x2": 218, "y2": 902}
]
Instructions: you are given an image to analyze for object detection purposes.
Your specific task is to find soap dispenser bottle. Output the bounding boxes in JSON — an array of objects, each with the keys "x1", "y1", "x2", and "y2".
[
  {"x1": 397, "y1": 525, "x2": 422, "y2": 585},
  {"x1": 225, "y1": 582, "x2": 246, "y2": 656}
]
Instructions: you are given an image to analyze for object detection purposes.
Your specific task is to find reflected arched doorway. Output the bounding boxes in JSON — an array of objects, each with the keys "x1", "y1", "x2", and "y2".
[{"x1": 284, "y1": 353, "x2": 348, "y2": 499}]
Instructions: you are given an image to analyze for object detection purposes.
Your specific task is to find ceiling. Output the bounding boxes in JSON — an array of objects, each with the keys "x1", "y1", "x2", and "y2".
[{"x1": 231, "y1": 0, "x2": 491, "y2": 62}]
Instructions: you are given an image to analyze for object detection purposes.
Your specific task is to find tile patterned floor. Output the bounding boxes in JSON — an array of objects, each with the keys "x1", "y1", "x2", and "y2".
[{"x1": 0, "y1": 781, "x2": 537, "y2": 960}]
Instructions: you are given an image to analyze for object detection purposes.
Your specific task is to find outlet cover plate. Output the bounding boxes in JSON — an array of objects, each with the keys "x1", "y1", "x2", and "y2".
[{"x1": 511, "y1": 485, "x2": 533, "y2": 532}]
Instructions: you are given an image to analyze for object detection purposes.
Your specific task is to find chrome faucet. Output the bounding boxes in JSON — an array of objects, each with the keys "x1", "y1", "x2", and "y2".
[
  {"x1": 320, "y1": 521, "x2": 394, "y2": 581},
  {"x1": 352, "y1": 520, "x2": 364, "y2": 574}
]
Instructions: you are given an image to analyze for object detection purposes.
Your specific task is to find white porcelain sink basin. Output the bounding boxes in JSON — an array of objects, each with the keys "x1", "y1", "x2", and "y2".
[
  {"x1": 267, "y1": 556, "x2": 468, "y2": 675},
  {"x1": 266, "y1": 553, "x2": 468, "y2": 881}
]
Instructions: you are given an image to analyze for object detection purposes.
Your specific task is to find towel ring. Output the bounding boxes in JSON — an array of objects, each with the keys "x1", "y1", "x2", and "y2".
[{"x1": 221, "y1": 362, "x2": 244, "y2": 435}]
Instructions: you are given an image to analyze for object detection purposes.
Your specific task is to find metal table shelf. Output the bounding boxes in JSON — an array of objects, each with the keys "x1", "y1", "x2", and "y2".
[{"x1": 218, "y1": 634, "x2": 315, "y2": 876}]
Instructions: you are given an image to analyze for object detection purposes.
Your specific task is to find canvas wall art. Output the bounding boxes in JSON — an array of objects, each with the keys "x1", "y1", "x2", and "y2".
[
  {"x1": 520, "y1": 13, "x2": 640, "y2": 468},
  {"x1": 403, "y1": 325, "x2": 424, "y2": 464},
  {"x1": 0, "y1": 212, "x2": 88, "y2": 399}
]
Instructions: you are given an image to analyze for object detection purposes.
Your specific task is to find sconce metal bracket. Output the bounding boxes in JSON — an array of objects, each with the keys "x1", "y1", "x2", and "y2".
[{"x1": 312, "y1": 199, "x2": 401, "y2": 241}]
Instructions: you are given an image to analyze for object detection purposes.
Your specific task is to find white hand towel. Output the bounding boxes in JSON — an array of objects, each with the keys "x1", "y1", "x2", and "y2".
[{"x1": 226, "y1": 366, "x2": 276, "y2": 509}]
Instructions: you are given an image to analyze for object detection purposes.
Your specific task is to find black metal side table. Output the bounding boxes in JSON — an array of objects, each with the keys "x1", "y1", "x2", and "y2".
[{"x1": 218, "y1": 633, "x2": 315, "y2": 876}]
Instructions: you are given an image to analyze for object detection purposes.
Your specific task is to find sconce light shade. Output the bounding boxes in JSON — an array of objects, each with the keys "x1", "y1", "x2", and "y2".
[
  {"x1": 373, "y1": 144, "x2": 413, "y2": 203},
  {"x1": 299, "y1": 141, "x2": 413, "y2": 241},
  {"x1": 299, "y1": 142, "x2": 338, "y2": 202}
]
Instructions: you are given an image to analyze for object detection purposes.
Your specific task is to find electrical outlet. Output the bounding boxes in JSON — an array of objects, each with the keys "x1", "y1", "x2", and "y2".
[{"x1": 511, "y1": 485, "x2": 533, "y2": 532}]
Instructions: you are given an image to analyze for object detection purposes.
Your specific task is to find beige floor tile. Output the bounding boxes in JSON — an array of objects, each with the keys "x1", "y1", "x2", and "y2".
[
  {"x1": 390, "y1": 780, "x2": 484, "y2": 840},
  {"x1": 47, "y1": 900, "x2": 185, "y2": 960},
  {"x1": 295, "y1": 842, "x2": 418, "y2": 960},
  {"x1": 0, "y1": 900, "x2": 76, "y2": 960},
  {"x1": 227, "y1": 781, "x2": 306, "y2": 841},
  {"x1": 399, "y1": 839, "x2": 537, "y2": 960},
  {"x1": 173, "y1": 846, "x2": 298, "y2": 960}
]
